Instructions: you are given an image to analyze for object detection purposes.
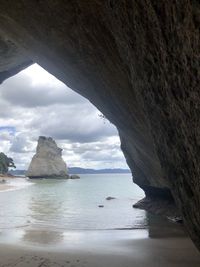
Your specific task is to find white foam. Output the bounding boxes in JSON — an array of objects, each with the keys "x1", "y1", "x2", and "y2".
[{"x1": 1, "y1": 178, "x2": 34, "y2": 193}]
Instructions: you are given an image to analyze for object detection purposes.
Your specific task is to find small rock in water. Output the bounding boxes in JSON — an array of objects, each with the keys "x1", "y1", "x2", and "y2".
[
  {"x1": 70, "y1": 174, "x2": 80, "y2": 179},
  {"x1": 106, "y1": 196, "x2": 116, "y2": 200},
  {"x1": 98, "y1": 205, "x2": 104, "y2": 208}
]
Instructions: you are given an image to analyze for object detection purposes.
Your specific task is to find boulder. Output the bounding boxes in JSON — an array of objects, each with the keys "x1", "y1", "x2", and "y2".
[
  {"x1": 106, "y1": 197, "x2": 116, "y2": 200},
  {"x1": 26, "y1": 136, "x2": 69, "y2": 179},
  {"x1": 70, "y1": 175, "x2": 80, "y2": 179}
]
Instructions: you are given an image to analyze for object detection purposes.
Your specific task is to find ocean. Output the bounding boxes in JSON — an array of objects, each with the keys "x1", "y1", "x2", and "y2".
[
  {"x1": 0, "y1": 173, "x2": 187, "y2": 249},
  {"x1": 0, "y1": 174, "x2": 146, "y2": 232}
]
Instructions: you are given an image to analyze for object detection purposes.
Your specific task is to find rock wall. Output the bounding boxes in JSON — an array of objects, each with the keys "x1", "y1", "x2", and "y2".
[
  {"x1": 0, "y1": 36, "x2": 32, "y2": 83},
  {"x1": 27, "y1": 136, "x2": 69, "y2": 179},
  {"x1": 0, "y1": 1, "x2": 199, "y2": 250}
]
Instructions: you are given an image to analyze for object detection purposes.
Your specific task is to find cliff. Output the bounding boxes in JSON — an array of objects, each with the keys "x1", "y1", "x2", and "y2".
[
  {"x1": 0, "y1": 1, "x2": 199, "y2": 250},
  {"x1": 26, "y1": 136, "x2": 69, "y2": 179}
]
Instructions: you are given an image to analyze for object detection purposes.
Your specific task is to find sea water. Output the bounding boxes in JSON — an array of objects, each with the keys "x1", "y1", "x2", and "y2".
[
  {"x1": 0, "y1": 174, "x2": 186, "y2": 247},
  {"x1": 0, "y1": 174, "x2": 146, "y2": 231}
]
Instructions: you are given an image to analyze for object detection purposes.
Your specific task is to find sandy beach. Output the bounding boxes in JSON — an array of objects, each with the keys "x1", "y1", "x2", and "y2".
[
  {"x1": 0, "y1": 175, "x2": 16, "y2": 192},
  {"x1": 0, "y1": 175, "x2": 31, "y2": 193},
  {"x1": 0, "y1": 184, "x2": 14, "y2": 191},
  {"x1": 0, "y1": 232, "x2": 199, "y2": 267}
]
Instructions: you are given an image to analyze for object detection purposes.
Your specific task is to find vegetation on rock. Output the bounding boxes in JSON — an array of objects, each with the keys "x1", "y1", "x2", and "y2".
[{"x1": 0, "y1": 152, "x2": 16, "y2": 174}]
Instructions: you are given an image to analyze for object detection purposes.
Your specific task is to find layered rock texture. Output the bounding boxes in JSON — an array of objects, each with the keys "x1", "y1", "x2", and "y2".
[
  {"x1": 27, "y1": 136, "x2": 69, "y2": 179},
  {"x1": 0, "y1": 1, "x2": 199, "y2": 250}
]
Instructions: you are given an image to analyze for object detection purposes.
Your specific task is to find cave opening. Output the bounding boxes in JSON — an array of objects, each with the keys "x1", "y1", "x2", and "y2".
[
  {"x1": 0, "y1": 63, "x2": 129, "y2": 170},
  {"x1": 0, "y1": 63, "x2": 152, "y2": 245}
]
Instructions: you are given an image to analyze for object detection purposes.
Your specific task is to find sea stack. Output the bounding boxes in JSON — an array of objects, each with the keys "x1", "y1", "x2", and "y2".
[{"x1": 26, "y1": 136, "x2": 69, "y2": 179}]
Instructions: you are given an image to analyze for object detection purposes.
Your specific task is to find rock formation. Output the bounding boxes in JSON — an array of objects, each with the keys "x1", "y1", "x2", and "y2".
[
  {"x1": 0, "y1": 1, "x2": 199, "y2": 250},
  {"x1": 70, "y1": 175, "x2": 80, "y2": 179},
  {"x1": 26, "y1": 136, "x2": 69, "y2": 179}
]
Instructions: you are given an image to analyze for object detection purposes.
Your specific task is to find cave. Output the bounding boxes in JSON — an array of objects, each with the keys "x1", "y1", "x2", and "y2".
[{"x1": 0, "y1": 1, "x2": 199, "y2": 251}]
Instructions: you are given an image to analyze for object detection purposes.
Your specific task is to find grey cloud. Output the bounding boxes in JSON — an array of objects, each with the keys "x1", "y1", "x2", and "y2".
[
  {"x1": 28, "y1": 104, "x2": 118, "y2": 143},
  {"x1": 69, "y1": 142, "x2": 120, "y2": 155},
  {"x1": 60, "y1": 138, "x2": 126, "y2": 167},
  {"x1": 0, "y1": 74, "x2": 87, "y2": 108},
  {"x1": 43, "y1": 124, "x2": 117, "y2": 143},
  {"x1": 0, "y1": 98, "x2": 16, "y2": 118},
  {"x1": 81, "y1": 148, "x2": 123, "y2": 162},
  {"x1": 9, "y1": 151, "x2": 34, "y2": 169},
  {"x1": 10, "y1": 134, "x2": 35, "y2": 153}
]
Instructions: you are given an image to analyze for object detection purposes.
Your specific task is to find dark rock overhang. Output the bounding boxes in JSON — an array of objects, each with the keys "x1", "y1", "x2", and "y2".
[
  {"x1": 0, "y1": 36, "x2": 32, "y2": 83},
  {"x1": 0, "y1": 1, "x2": 199, "y2": 251}
]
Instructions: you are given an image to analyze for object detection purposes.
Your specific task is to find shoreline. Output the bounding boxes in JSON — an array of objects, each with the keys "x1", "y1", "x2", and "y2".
[
  {"x1": 0, "y1": 230, "x2": 199, "y2": 267},
  {"x1": 0, "y1": 175, "x2": 16, "y2": 192},
  {"x1": 0, "y1": 176, "x2": 33, "y2": 193},
  {"x1": 0, "y1": 184, "x2": 15, "y2": 191}
]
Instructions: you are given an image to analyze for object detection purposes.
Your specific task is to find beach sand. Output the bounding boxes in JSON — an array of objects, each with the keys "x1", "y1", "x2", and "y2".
[
  {"x1": 0, "y1": 229, "x2": 199, "y2": 267},
  {"x1": 0, "y1": 176, "x2": 16, "y2": 191},
  {"x1": 0, "y1": 184, "x2": 14, "y2": 191}
]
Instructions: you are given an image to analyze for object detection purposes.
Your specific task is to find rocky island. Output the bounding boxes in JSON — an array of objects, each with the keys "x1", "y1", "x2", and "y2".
[{"x1": 26, "y1": 136, "x2": 69, "y2": 179}]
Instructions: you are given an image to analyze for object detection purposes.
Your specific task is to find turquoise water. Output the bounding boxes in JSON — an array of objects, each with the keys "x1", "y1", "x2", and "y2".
[{"x1": 0, "y1": 174, "x2": 146, "y2": 231}]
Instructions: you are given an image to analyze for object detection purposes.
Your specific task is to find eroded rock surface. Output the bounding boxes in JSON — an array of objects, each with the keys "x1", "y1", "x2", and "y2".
[
  {"x1": 0, "y1": 36, "x2": 31, "y2": 83},
  {"x1": 0, "y1": 1, "x2": 199, "y2": 250},
  {"x1": 27, "y1": 136, "x2": 69, "y2": 179}
]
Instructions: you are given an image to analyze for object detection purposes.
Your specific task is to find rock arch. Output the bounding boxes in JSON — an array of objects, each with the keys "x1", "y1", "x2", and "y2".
[{"x1": 0, "y1": 1, "x2": 199, "y2": 250}]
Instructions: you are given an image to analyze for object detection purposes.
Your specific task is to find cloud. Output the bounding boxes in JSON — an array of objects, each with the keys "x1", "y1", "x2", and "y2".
[
  {"x1": 0, "y1": 98, "x2": 16, "y2": 118},
  {"x1": 34, "y1": 106, "x2": 117, "y2": 143},
  {"x1": 0, "y1": 126, "x2": 15, "y2": 132},
  {"x1": 0, "y1": 64, "x2": 128, "y2": 170},
  {"x1": 0, "y1": 73, "x2": 86, "y2": 108},
  {"x1": 10, "y1": 133, "x2": 35, "y2": 153}
]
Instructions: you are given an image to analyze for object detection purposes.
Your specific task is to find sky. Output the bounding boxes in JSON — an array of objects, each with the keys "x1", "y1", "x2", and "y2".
[{"x1": 0, "y1": 64, "x2": 128, "y2": 170}]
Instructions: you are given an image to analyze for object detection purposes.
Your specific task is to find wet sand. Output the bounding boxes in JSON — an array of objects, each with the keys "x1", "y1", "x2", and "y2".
[
  {"x1": 0, "y1": 176, "x2": 29, "y2": 192},
  {"x1": 0, "y1": 176, "x2": 15, "y2": 191},
  {"x1": 0, "y1": 184, "x2": 14, "y2": 191},
  {"x1": 0, "y1": 230, "x2": 199, "y2": 267},
  {"x1": 0, "y1": 175, "x2": 19, "y2": 192}
]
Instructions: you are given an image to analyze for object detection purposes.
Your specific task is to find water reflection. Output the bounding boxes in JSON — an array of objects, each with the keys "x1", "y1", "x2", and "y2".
[
  {"x1": 130, "y1": 211, "x2": 148, "y2": 230},
  {"x1": 29, "y1": 192, "x2": 63, "y2": 225},
  {"x1": 23, "y1": 229, "x2": 64, "y2": 245},
  {"x1": 146, "y1": 213, "x2": 186, "y2": 238}
]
